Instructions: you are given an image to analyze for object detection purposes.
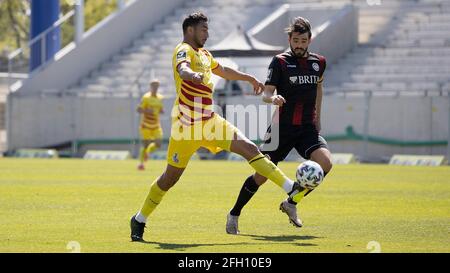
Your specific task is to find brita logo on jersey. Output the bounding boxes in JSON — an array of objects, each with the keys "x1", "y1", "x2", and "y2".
[{"x1": 289, "y1": 75, "x2": 320, "y2": 85}]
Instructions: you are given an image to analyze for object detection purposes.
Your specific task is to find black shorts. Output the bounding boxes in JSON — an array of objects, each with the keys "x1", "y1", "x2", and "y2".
[{"x1": 260, "y1": 124, "x2": 329, "y2": 164}]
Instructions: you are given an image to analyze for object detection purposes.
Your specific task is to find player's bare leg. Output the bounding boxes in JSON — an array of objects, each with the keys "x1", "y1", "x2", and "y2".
[
  {"x1": 253, "y1": 173, "x2": 304, "y2": 228},
  {"x1": 300, "y1": 148, "x2": 332, "y2": 198},
  {"x1": 131, "y1": 165, "x2": 185, "y2": 242},
  {"x1": 153, "y1": 138, "x2": 163, "y2": 150},
  {"x1": 229, "y1": 132, "x2": 299, "y2": 195},
  {"x1": 228, "y1": 148, "x2": 332, "y2": 231},
  {"x1": 146, "y1": 138, "x2": 163, "y2": 158},
  {"x1": 227, "y1": 132, "x2": 301, "y2": 234},
  {"x1": 278, "y1": 148, "x2": 333, "y2": 228},
  {"x1": 227, "y1": 169, "x2": 303, "y2": 230},
  {"x1": 154, "y1": 164, "x2": 186, "y2": 191},
  {"x1": 310, "y1": 148, "x2": 333, "y2": 175},
  {"x1": 280, "y1": 149, "x2": 333, "y2": 226},
  {"x1": 138, "y1": 140, "x2": 152, "y2": 170}
]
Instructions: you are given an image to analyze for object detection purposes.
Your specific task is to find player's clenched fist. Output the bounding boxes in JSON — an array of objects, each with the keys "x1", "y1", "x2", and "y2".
[
  {"x1": 271, "y1": 95, "x2": 286, "y2": 107},
  {"x1": 192, "y1": 72, "x2": 204, "y2": 85}
]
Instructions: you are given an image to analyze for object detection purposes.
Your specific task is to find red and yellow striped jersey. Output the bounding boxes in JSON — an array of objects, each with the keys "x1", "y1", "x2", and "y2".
[
  {"x1": 139, "y1": 93, "x2": 164, "y2": 130},
  {"x1": 172, "y1": 42, "x2": 220, "y2": 126}
]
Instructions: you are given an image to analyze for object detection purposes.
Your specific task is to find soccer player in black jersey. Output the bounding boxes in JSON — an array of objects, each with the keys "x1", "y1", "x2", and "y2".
[{"x1": 226, "y1": 17, "x2": 333, "y2": 234}]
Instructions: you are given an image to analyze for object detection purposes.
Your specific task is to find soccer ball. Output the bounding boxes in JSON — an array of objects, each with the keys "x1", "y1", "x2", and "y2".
[{"x1": 296, "y1": 161, "x2": 324, "y2": 190}]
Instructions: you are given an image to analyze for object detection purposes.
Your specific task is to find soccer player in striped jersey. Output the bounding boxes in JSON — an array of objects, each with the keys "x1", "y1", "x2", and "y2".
[
  {"x1": 130, "y1": 12, "x2": 307, "y2": 242},
  {"x1": 226, "y1": 17, "x2": 333, "y2": 234},
  {"x1": 137, "y1": 79, "x2": 165, "y2": 171}
]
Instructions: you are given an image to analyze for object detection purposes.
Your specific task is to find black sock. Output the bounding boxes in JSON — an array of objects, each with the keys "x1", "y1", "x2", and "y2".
[
  {"x1": 230, "y1": 176, "x2": 260, "y2": 216},
  {"x1": 289, "y1": 171, "x2": 329, "y2": 205}
]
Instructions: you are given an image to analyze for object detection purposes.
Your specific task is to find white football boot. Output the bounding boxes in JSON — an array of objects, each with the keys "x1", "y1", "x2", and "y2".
[
  {"x1": 279, "y1": 200, "x2": 303, "y2": 228},
  {"x1": 226, "y1": 213, "x2": 240, "y2": 235}
]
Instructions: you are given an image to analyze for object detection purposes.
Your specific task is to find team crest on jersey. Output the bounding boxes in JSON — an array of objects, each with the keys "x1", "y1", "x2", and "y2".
[
  {"x1": 177, "y1": 51, "x2": 187, "y2": 62},
  {"x1": 312, "y1": 63, "x2": 320, "y2": 72},
  {"x1": 172, "y1": 153, "x2": 180, "y2": 164}
]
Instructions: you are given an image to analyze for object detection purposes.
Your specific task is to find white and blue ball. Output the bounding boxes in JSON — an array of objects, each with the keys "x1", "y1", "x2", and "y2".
[{"x1": 296, "y1": 161, "x2": 324, "y2": 190}]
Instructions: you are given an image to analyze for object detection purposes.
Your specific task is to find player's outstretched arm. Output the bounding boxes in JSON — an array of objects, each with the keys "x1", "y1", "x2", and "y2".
[
  {"x1": 212, "y1": 64, "x2": 264, "y2": 95},
  {"x1": 262, "y1": 85, "x2": 286, "y2": 107},
  {"x1": 177, "y1": 62, "x2": 204, "y2": 85}
]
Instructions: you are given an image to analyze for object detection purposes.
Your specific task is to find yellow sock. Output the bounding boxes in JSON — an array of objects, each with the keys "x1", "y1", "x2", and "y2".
[
  {"x1": 139, "y1": 147, "x2": 146, "y2": 163},
  {"x1": 249, "y1": 154, "x2": 293, "y2": 191},
  {"x1": 292, "y1": 189, "x2": 309, "y2": 203},
  {"x1": 140, "y1": 180, "x2": 167, "y2": 219},
  {"x1": 146, "y1": 143, "x2": 158, "y2": 155}
]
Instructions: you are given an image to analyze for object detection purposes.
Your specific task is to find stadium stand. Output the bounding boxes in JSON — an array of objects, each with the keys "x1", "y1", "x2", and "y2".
[
  {"x1": 62, "y1": 0, "x2": 450, "y2": 98},
  {"x1": 320, "y1": 0, "x2": 450, "y2": 94},
  {"x1": 66, "y1": 0, "x2": 278, "y2": 96}
]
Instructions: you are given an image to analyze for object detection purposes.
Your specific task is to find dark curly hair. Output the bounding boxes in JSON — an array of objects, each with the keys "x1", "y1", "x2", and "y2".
[
  {"x1": 285, "y1": 17, "x2": 312, "y2": 38},
  {"x1": 182, "y1": 12, "x2": 208, "y2": 34}
]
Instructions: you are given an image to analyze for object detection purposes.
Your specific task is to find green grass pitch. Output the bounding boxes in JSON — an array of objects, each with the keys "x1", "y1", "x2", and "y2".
[{"x1": 0, "y1": 158, "x2": 449, "y2": 253}]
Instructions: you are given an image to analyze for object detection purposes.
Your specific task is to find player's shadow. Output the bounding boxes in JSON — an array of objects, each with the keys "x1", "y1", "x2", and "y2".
[
  {"x1": 135, "y1": 234, "x2": 322, "y2": 250},
  {"x1": 239, "y1": 234, "x2": 322, "y2": 247},
  {"x1": 137, "y1": 240, "x2": 253, "y2": 251}
]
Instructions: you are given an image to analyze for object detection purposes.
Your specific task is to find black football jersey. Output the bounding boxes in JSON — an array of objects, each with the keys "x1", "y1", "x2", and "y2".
[{"x1": 265, "y1": 51, "x2": 326, "y2": 127}]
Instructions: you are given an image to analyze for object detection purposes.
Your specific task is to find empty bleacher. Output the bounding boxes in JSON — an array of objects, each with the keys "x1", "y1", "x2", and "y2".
[
  {"x1": 66, "y1": 0, "x2": 277, "y2": 97},
  {"x1": 322, "y1": 0, "x2": 450, "y2": 94},
  {"x1": 64, "y1": 0, "x2": 450, "y2": 97}
]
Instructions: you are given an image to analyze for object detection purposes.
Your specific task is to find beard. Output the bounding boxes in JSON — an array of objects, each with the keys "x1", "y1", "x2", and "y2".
[
  {"x1": 291, "y1": 46, "x2": 308, "y2": 57},
  {"x1": 194, "y1": 37, "x2": 206, "y2": 48}
]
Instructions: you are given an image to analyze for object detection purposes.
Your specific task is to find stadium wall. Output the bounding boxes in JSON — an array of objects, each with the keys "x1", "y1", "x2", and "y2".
[
  {"x1": 14, "y1": 0, "x2": 185, "y2": 94},
  {"x1": 8, "y1": 93, "x2": 448, "y2": 160},
  {"x1": 226, "y1": 95, "x2": 448, "y2": 158},
  {"x1": 322, "y1": 95, "x2": 449, "y2": 160},
  {"x1": 7, "y1": 93, "x2": 174, "y2": 151}
]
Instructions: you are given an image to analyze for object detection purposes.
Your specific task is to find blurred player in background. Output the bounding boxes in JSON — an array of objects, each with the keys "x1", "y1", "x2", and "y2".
[
  {"x1": 226, "y1": 17, "x2": 333, "y2": 234},
  {"x1": 137, "y1": 79, "x2": 165, "y2": 171}
]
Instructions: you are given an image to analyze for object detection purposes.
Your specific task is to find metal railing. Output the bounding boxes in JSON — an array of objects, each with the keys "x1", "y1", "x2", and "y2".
[
  {"x1": 6, "y1": 0, "x2": 132, "y2": 94},
  {"x1": 7, "y1": 9, "x2": 76, "y2": 93}
]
